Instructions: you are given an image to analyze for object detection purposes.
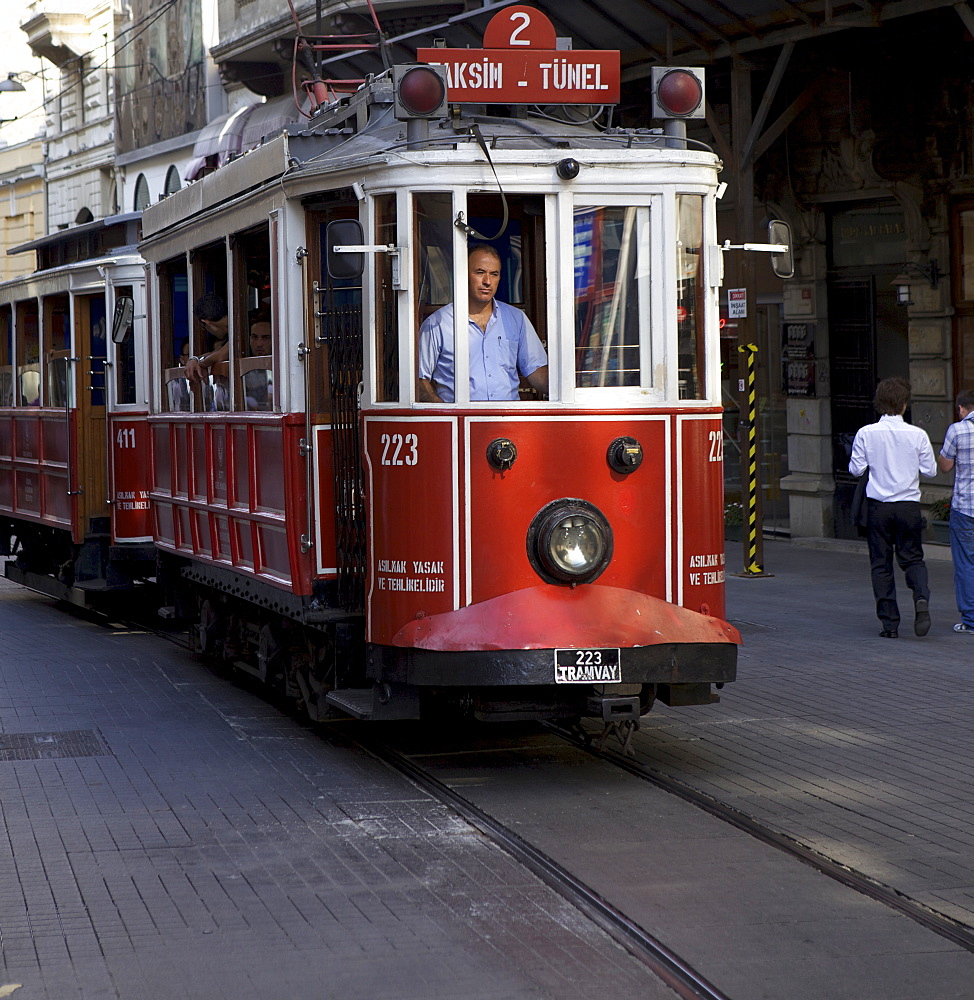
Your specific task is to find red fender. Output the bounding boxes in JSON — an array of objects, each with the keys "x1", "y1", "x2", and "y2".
[{"x1": 391, "y1": 584, "x2": 741, "y2": 651}]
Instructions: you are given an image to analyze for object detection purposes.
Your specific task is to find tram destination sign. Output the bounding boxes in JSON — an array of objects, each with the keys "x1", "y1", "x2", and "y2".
[{"x1": 417, "y1": 5, "x2": 619, "y2": 106}]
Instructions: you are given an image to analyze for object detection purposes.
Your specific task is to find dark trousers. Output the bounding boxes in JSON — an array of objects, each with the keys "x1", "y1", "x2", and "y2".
[{"x1": 865, "y1": 499, "x2": 929, "y2": 630}]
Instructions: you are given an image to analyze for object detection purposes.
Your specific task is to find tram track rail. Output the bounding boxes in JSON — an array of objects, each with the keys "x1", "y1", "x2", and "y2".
[
  {"x1": 545, "y1": 721, "x2": 974, "y2": 955},
  {"x1": 354, "y1": 734, "x2": 733, "y2": 1000}
]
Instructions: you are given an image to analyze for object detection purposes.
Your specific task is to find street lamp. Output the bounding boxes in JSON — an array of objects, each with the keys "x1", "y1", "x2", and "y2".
[
  {"x1": 891, "y1": 259, "x2": 939, "y2": 306},
  {"x1": 0, "y1": 73, "x2": 28, "y2": 92}
]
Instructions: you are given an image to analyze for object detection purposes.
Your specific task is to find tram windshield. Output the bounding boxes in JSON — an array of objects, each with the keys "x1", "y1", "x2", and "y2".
[
  {"x1": 412, "y1": 191, "x2": 549, "y2": 405},
  {"x1": 573, "y1": 206, "x2": 648, "y2": 389},
  {"x1": 676, "y1": 194, "x2": 705, "y2": 400}
]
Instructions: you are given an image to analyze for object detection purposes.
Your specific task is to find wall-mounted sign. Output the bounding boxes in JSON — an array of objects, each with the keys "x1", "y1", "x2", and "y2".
[
  {"x1": 727, "y1": 288, "x2": 747, "y2": 318},
  {"x1": 784, "y1": 359, "x2": 816, "y2": 397}
]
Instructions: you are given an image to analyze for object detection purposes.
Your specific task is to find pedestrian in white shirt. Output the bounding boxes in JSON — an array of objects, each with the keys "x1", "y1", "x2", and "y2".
[{"x1": 849, "y1": 377, "x2": 937, "y2": 638}]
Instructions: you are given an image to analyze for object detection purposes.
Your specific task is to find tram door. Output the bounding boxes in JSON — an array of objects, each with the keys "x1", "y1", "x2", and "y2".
[
  {"x1": 306, "y1": 201, "x2": 365, "y2": 610},
  {"x1": 72, "y1": 293, "x2": 110, "y2": 535}
]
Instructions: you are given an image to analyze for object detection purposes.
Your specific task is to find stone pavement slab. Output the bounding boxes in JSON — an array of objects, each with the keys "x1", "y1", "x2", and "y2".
[
  {"x1": 0, "y1": 577, "x2": 676, "y2": 1000},
  {"x1": 628, "y1": 537, "x2": 974, "y2": 926}
]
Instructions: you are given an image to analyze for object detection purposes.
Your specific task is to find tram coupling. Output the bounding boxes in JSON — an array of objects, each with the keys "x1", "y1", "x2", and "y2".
[{"x1": 587, "y1": 694, "x2": 641, "y2": 723}]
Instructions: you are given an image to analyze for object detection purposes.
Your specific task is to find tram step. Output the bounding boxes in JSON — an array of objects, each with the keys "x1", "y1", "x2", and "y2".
[
  {"x1": 4, "y1": 564, "x2": 87, "y2": 607},
  {"x1": 325, "y1": 688, "x2": 374, "y2": 719}
]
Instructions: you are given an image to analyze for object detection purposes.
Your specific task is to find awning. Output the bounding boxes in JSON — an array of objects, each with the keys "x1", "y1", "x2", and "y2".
[
  {"x1": 240, "y1": 93, "x2": 312, "y2": 150},
  {"x1": 191, "y1": 104, "x2": 259, "y2": 166},
  {"x1": 183, "y1": 155, "x2": 209, "y2": 182}
]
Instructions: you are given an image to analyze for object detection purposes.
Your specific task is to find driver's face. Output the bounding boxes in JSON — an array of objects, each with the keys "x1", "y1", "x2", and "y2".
[{"x1": 467, "y1": 250, "x2": 501, "y2": 308}]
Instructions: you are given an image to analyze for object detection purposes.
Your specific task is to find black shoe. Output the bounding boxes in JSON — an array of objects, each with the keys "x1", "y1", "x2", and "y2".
[
  {"x1": 914, "y1": 599, "x2": 931, "y2": 637},
  {"x1": 879, "y1": 629, "x2": 899, "y2": 638}
]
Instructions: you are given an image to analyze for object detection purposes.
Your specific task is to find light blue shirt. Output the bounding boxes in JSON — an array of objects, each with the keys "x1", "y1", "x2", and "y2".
[
  {"x1": 941, "y1": 412, "x2": 974, "y2": 517},
  {"x1": 418, "y1": 299, "x2": 547, "y2": 402}
]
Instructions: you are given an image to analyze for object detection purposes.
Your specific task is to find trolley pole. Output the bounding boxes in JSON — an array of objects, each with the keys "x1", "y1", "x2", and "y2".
[{"x1": 736, "y1": 343, "x2": 772, "y2": 577}]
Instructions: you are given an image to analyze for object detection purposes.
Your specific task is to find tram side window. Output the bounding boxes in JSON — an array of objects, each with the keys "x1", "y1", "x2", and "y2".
[
  {"x1": 159, "y1": 257, "x2": 191, "y2": 412},
  {"x1": 193, "y1": 241, "x2": 230, "y2": 412},
  {"x1": 574, "y1": 206, "x2": 648, "y2": 389},
  {"x1": 231, "y1": 225, "x2": 274, "y2": 412},
  {"x1": 16, "y1": 301, "x2": 39, "y2": 406},
  {"x1": 374, "y1": 194, "x2": 399, "y2": 402},
  {"x1": 677, "y1": 195, "x2": 705, "y2": 400},
  {"x1": 44, "y1": 294, "x2": 72, "y2": 408},
  {"x1": 0, "y1": 305, "x2": 12, "y2": 406},
  {"x1": 113, "y1": 285, "x2": 138, "y2": 405},
  {"x1": 87, "y1": 295, "x2": 108, "y2": 408}
]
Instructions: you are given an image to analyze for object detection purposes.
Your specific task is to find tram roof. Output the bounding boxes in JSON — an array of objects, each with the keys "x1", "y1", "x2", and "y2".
[
  {"x1": 141, "y1": 77, "x2": 718, "y2": 243},
  {"x1": 7, "y1": 212, "x2": 141, "y2": 257}
]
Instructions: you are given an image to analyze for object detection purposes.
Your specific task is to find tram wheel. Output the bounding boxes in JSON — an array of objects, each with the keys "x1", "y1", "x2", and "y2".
[
  {"x1": 640, "y1": 684, "x2": 657, "y2": 716},
  {"x1": 256, "y1": 622, "x2": 286, "y2": 693},
  {"x1": 196, "y1": 599, "x2": 224, "y2": 658},
  {"x1": 291, "y1": 631, "x2": 336, "y2": 723}
]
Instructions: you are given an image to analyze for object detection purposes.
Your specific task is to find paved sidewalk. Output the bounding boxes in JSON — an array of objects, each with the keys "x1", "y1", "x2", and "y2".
[
  {"x1": 630, "y1": 536, "x2": 974, "y2": 926},
  {"x1": 0, "y1": 576, "x2": 674, "y2": 1000}
]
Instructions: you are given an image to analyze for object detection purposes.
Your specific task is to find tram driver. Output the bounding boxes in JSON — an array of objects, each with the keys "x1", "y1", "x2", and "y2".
[{"x1": 417, "y1": 244, "x2": 548, "y2": 403}]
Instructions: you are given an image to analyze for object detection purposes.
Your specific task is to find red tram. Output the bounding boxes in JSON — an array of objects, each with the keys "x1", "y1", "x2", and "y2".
[
  {"x1": 0, "y1": 213, "x2": 153, "y2": 599},
  {"x1": 1, "y1": 8, "x2": 791, "y2": 728}
]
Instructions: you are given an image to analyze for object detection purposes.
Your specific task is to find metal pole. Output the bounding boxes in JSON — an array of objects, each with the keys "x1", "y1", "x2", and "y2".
[{"x1": 737, "y1": 342, "x2": 771, "y2": 577}]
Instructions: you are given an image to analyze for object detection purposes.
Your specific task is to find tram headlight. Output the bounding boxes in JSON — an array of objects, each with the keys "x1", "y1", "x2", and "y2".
[{"x1": 527, "y1": 499, "x2": 613, "y2": 585}]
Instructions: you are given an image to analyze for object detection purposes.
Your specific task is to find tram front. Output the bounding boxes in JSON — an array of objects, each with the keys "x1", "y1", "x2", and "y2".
[{"x1": 329, "y1": 67, "x2": 740, "y2": 723}]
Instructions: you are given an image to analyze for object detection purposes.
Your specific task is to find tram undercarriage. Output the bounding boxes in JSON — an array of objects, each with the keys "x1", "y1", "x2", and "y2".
[
  {"x1": 177, "y1": 568, "x2": 733, "y2": 726},
  {"x1": 0, "y1": 518, "x2": 155, "y2": 605}
]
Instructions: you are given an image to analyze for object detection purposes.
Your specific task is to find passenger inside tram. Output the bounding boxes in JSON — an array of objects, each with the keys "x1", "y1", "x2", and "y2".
[
  {"x1": 184, "y1": 294, "x2": 229, "y2": 382},
  {"x1": 241, "y1": 315, "x2": 273, "y2": 411},
  {"x1": 417, "y1": 244, "x2": 548, "y2": 403}
]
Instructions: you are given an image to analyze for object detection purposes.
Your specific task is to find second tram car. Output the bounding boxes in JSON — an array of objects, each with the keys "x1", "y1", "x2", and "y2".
[
  {"x1": 137, "y1": 21, "x2": 747, "y2": 725},
  {"x1": 0, "y1": 213, "x2": 153, "y2": 600}
]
